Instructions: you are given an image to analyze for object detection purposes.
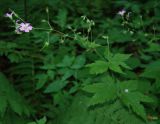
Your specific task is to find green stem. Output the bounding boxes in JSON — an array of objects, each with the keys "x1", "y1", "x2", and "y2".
[{"x1": 106, "y1": 36, "x2": 110, "y2": 58}]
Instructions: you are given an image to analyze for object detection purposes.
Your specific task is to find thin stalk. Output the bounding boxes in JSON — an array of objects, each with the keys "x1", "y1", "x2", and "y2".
[{"x1": 106, "y1": 36, "x2": 110, "y2": 58}]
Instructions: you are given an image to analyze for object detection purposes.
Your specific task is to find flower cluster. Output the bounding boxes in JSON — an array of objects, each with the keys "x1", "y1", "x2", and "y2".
[{"x1": 5, "y1": 11, "x2": 33, "y2": 33}]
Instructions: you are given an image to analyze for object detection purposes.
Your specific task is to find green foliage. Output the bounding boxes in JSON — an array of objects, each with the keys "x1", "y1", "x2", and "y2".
[
  {"x1": 107, "y1": 53, "x2": 131, "y2": 74},
  {"x1": 27, "y1": 117, "x2": 47, "y2": 124},
  {"x1": 0, "y1": 72, "x2": 30, "y2": 117},
  {"x1": 55, "y1": 93, "x2": 153, "y2": 124},
  {"x1": 83, "y1": 79, "x2": 154, "y2": 120},
  {"x1": 83, "y1": 82, "x2": 117, "y2": 106},
  {"x1": 87, "y1": 53, "x2": 131, "y2": 74},
  {"x1": 121, "y1": 92, "x2": 152, "y2": 120},
  {"x1": 0, "y1": 0, "x2": 160, "y2": 123},
  {"x1": 141, "y1": 60, "x2": 160, "y2": 80},
  {"x1": 86, "y1": 60, "x2": 108, "y2": 74}
]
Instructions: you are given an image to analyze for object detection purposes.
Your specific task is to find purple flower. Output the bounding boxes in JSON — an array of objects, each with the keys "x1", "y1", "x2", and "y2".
[
  {"x1": 118, "y1": 9, "x2": 126, "y2": 16},
  {"x1": 4, "y1": 12, "x2": 13, "y2": 19},
  {"x1": 19, "y1": 23, "x2": 33, "y2": 32}
]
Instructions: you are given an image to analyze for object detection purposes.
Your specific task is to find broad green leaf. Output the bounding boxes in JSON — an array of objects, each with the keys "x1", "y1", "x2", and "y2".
[
  {"x1": 47, "y1": 70, "x2": 55, "y2": 79},
  {"x1": 145, "y1": 43, "x2": 160, "y2": 52},
  {"x1": 121, "y1": 92, "x2": 146, "y2": 120},
  {"x1": 57, "y1": 55, "x2": 75, "y2": 67},
  {"x1": 86, "y1": 60, "x2": 108, "y2": 74},
  {"x1": 0, "y1": 72, "x2": 30, "y2": 116},
  {"x1": 40, "y1": 64, "x2": 56, "y2": 70},
  {"x1": 107, "y1": 53, "x2": 131, "y2": 74},
  {"x1": 44, "y1": 80, "x2": 68, "y2": 93},
  {"x1": 35, "y1": 74, "x2": 48, "y2": 90},
  {"x1": 119, "y1": 80, "x2": 138, "y2": 92},
  {"x1": 61, "y1": 69, "x2": 74, "y2": 81},
  {"x1": 153, "y1": 79, "x2": 160, "y2": 92},
  {"x1": 108, "y1": 62, "x2": 124, "y2": 74},
  {"x1": 111, "y1": 53, "x2": 131, "y2": 62},
  {"x1": 37, "y1": 116, "x2": 47, "y2": 124},
  {"x1": 56, "y1": 93, "x2": 147, "y2": 124},
  {"x1": 56, "y1": 9, "x2": 67, "y2": 29},
  {"x1": 8, "y1": 53, "x2": 22, "y2": 63},
  {"x1": 121, "y1": 92, "x2": 154, "y2": 120},
  {"x1": 83, "y1": 82, "x2": 117, "y2": 106},
  {"x1": 0, "y1": 95, "x2": 7, "y2": 116},
  {"x1": 27, "y1": 116, "x2": 47, "y2": 124},
  {"x1": 8, "y1": 98, "x2": 22, "y2": 115},
  {"x1": 78, "y1": 36, "x2": 101, "y2": 49},
  {"x1": 137, "y1": 80, "x2": 151, "y2": 93},
  {"x1": 71, "y1": 55, "x2": 86, "y2": 69},
  {"x1": 108, "y1": 28, "x2": 132, "y2": 43},
  {"x1": 131, "y1": 102, "x2": 146, "y2": 121},
  {"x1": 135, "y1": 92, "x2": 154, "y2": 103},
  {"x1": 141, "y1": 60, "x2": 160, "y2": 79},
  {"x1": 126, "y1": 57, "x2": 141, "y2": 69}
]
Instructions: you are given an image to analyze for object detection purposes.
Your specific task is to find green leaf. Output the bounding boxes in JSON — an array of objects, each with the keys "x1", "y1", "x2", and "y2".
[
  {"x1": 61, "y1": 69, "x2": 74, "y2": 81},
  {"x1": 137, "y1": 80, "x2": 151, "y2": 93},
  {"x1": 78, "y1": 36, "x2": 101, "y2": 49},
  {"x1": 57, "y1": 55, "x2": 75, "y2": 67},
  {"x1": 56, "y1": 93, "x2": 147, "y2": 124},
  {"x1": 71, "y1": 55, "x2": 86, "y2": 69},
  {"x1": 121, "y1": 92, "x2": 146, "y2": 120},
  {"x1": 83, "y1": 82, "x2": 117, "y2": 106},
  {"x1": 108, "y1": 28, "x2": 132, "y2": 43},
  {"x1": 108, "y1": 62, "x2": 124, "y2": 74},
  {"x1": 131, "y1": 102, "x2": 146, "y2": 121},
  {"x1": 111, "y1": 53, "x2": 131, "y2": 62},
  {"x1": 119, "y1": 80, "x2": 138, "y2": 92},
  {"x1": 37, "y1": 116, "x2": 47, "y2": 124},
  {"x1": 121, "y1": 92, "x2": 153, "y2": 120},
  {"x1": 56, "y1": 9, "x2": 67, "y2": 29},
  {"x1": 135, "y1": 92, "x2": 154, "y2": 103},
  {"x1": 0, "y1": 95, "x2": 7, "y2": 116},
  {"x1": 0, "y1": 72, "x2": 30, "y2": 116},
  {"x1": 141, "y1": 60, "x2": 160, "y2": 79},
  {"x1": 35, "y1": 74, "x2": 48, "y2": 90},
  {"x1": 107, "y1": 53, "x2": 131, "y2": 74},
  {"x1": 47, "y1": 70, "x2": 55, "y2": 80},
  {"x1": 86, "y1": 60, "x2": 108, "y2": 74},
  {"x1": 145, "y1": 43, "x2": 160, "y2": 52},
  {"x1": 44, "y1": 80, "x2": 68, "y2": 93},
  {"x1": 8, "y1": 53, "x2": 22, "y2": 63},
  {"x1": 8, "y1": 98, "x2": 22, "y2": 115},
  {"x1": 27, "y1": 116, "x2": 47, "y2": 124},
  {"x1": 126, "y1": 57, "x2": 141, "y2": 69}
]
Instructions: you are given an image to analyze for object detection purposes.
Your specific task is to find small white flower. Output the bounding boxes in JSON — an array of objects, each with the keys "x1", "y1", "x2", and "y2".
[
  {"x1": 118, "y1": 9, "x2": 126, "y2": 16},
  {"x1": 124, "y1": 89, "x2": 129, "y2": 93}
]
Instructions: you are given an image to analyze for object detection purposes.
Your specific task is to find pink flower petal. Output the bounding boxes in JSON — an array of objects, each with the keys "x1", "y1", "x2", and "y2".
[{"x1": 24, "y1": 29, "x2": 30, "y2": 32}]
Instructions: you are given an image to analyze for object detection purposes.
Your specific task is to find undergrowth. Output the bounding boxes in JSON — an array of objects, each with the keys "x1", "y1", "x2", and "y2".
[{"x1": 0, "y1": 0, "x2": 160, "y2": 124}]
